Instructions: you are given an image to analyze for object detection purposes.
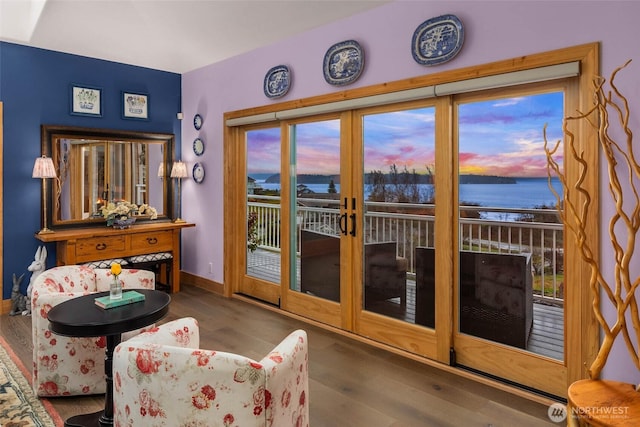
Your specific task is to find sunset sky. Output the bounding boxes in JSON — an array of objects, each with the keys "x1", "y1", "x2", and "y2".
[{"x1": 247, "y1": 91, "x2": 564, "y2": 178}]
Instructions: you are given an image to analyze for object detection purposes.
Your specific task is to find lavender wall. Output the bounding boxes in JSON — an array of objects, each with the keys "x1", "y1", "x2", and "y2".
[{"x1": 181, "y1": 1, "x2": 640, "y2": 382}]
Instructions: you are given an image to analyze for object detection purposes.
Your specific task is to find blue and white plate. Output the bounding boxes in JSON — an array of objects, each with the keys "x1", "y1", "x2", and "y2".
[
  {"x1": 193, "y1": 114, "x2": 203, "y2": 130},
  {"x1": 193, "y1": 138, "x2": 204, "y2": 156},
  {"x1": 193, "y1": 162, "x2": 205, "y2": 184},
  {"x1": 412, "y1": 14, "x2": 464, "y2": 66},
  {"x1": 263, "y1": 65, "x2": 291, "y2": 98},
  {"x1": 323, "y1": 40, "x2": 364, "y2": 86}
]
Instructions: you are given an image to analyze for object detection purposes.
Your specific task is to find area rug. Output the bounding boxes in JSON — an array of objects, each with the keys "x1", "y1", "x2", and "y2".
[{"x1": 0, "y1": 336, "x2": 63, "y2": 427}]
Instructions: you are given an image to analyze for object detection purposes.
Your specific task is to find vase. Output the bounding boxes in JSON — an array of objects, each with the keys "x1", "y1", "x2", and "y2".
[
  {"x1": 110, "y1": 276, "x2": 122, "y2": 300},
  {"x1": 113, "y1": 217, "x2": 136, "y2": 229}
]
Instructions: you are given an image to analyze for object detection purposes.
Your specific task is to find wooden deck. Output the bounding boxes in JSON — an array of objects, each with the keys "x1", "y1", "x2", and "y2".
[{"x1": 247, "y1": 249, "x2": 564, "y2": 360}]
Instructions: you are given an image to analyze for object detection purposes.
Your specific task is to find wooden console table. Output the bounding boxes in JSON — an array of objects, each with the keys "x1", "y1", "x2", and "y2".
[{"x1": 35, "y1": 221, "x2": 195, "y2": 293}]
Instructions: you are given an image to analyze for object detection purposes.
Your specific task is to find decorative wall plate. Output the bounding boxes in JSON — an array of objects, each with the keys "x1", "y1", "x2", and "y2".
[
  {"x1": 193, "y1": 162, "x2": 205, "y2": 183},
  {"x1": 411, "y1": 14, "x2": 464, "y2": 66},
  {"x1": 193, "y1": 138, "x2": 204, "y2": 156},
  {"x1": 323, "y1": 40, "x2": 364, "y2": 86},
  {"x1": 193, "y1": 114, "x2": 203, "y2": 130},
  {"x1": 263, "y1": 65, "x2": 291, "y2": 98}
]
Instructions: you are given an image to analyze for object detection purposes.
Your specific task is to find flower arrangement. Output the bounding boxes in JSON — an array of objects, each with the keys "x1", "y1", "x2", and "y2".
[
  {"x1": 110, "y1": 262, "x2": 122, "y2": 276},
  {"x1": 110, "y1": 262, "x2": 122, "y2": 300},
  {"x1": 100, "y1": 201, "x2": 158, "y2": 227}
]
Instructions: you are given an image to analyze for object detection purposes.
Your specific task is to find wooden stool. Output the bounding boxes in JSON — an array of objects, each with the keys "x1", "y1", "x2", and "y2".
[{"x1": 568, "y1": 379, "x2": 640, "y2": 426}]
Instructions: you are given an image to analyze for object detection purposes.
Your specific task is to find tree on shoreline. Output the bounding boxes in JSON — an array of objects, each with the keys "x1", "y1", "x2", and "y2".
[{"x1": 366, "y1": 164, "x2": 433, "y2": 203}]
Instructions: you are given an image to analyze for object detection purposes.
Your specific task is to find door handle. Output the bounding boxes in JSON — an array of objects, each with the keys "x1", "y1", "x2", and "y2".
[
  {"x1": 349, "y1": 213, "x2": 356, "y2": 237},
  {"x1": 339, "y1": 213, "x2": 348, "y2": 236}
]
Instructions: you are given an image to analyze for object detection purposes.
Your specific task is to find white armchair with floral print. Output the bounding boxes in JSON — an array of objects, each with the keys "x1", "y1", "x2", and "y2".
[
  {"x1": 31, "y1": 265, "x2": 155, "y2": 397},
  {"x1": 113, "y1": 317, "x2": 309, "y2": 427}
]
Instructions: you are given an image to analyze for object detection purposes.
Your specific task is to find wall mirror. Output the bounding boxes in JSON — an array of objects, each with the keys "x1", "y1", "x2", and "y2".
[{"x1": 41, "y1": 125, "x2": 174, "y2": 228}]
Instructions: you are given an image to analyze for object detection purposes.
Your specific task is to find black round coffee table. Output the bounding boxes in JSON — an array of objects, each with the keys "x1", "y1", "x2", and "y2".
[{"x1": 48, "y1": 289, "x2": 171, "y2": 427}]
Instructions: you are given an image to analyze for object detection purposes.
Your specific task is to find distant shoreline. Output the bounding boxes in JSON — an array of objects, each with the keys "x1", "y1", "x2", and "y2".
[
  {"x1": 258, "y1": 173, "x2": 519, "y2": 185},
  {"x1": 255, "y1": 177, "x2": 561, "y2": 209},
  {"x1": 459, "y1": 175, "x2": 517, "y2": 184}
]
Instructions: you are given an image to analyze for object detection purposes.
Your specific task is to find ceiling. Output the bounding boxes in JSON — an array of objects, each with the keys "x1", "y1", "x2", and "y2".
[{"x1": 0, "y1": 0, "x2": 388, "y2": 74}]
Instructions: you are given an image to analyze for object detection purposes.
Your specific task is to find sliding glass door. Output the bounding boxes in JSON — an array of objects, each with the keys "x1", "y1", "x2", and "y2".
[
  {"x1": 237, "y1": 89, "x2": 571, "y2": 395},
  {"x1": 284, "y1": 117, "x2": 348, "y2": 327},
  {"x1": 452, "y1": 84, "x2": 570, "y2": 396},
  {"x1": 241, "y1": 126, "x2": 282, "y2": 305},
  {"x1": 354, "y1": 103, "x2": 443, "y2": 360},
  {"x1": 227, "y1": 44, "x2": 599, "y2": 398},
  {"x1": 289, "y1": 119, "x2": 342, "y2": 301}
]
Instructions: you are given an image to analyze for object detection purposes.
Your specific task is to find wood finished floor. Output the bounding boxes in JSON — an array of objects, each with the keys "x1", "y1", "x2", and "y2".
[{"x1": 0, "y1": 285, "x2": 557, "y2": 426}]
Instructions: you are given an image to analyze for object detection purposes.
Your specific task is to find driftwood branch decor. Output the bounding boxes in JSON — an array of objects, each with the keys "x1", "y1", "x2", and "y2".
[{"x1": 545, "y1": 60, "x2": 640, "y2": 382}]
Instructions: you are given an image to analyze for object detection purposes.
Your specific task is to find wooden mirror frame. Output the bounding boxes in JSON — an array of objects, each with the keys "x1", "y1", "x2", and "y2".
[{"x1": 40, "y1": 125, "x2": 175, "y2": 229}]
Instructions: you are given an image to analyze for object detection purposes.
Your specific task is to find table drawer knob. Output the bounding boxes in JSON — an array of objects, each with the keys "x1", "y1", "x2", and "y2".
[
  {"x1": 146, "y1": 237, "x2": 158, "y2": 245},
  {"x1": 96, "y1": 243, "x2": 107, "y2": 250}
]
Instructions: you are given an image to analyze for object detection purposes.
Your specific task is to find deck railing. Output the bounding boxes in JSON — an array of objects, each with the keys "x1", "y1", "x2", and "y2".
[{"x1": 248, "y1": 195, "x2": 564, "y2": 305}]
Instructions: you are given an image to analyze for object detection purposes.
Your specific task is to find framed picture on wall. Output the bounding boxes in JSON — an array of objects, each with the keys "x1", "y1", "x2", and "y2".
[
  {"x1": 122, "y1": 91, "x2": 149, "y2": 120},
  {"x1": 70, "y1": 84, "x2": 102, "y2": 117}
]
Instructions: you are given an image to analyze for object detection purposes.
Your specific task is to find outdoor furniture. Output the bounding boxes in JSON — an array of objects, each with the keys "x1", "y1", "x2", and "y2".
[
  {"x1": 300, "y1": 230, "x2": 340, "y2": 301},
  {"x1": 415, "y1": 247, "x2": 533, "y2": 348},
  {"x1": 414, "y1": 247, "x2": 436, "y2": 327},
  {"x1": 113, "y1": 318, "x2": 309, "y2": 426},
  {"x1": 31, "y1": 265, "x2": 155, "y2": 397},
  {"x1": 364, "y1": 241, "x2": 407, "y2": 309},
  {"x1": 300, "y1": 230, "x2": 407, "y2": 308},
  {"x1": 462, "y1": 251, "x2": 533, "y2": 348}
]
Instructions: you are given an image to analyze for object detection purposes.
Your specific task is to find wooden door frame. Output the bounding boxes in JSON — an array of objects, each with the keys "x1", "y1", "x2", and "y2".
[{"x1": 223, "y1": 43, "x2": 600, "y2": 398}]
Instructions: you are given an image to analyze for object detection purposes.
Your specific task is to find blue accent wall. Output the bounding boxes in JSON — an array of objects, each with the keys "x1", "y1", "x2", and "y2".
[{"x1": 0, "y1": 42, "x2": 181, "y2": 299}]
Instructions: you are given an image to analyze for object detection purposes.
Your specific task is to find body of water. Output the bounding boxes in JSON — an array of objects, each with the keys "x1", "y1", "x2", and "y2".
[{"x1": 255, "y1": 177, "x2": 562, "y2": 210}]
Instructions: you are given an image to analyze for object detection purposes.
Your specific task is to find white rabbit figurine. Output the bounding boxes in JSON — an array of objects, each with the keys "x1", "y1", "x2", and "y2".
[{"x1": 24, "y1": 245, "x2": 47, "y2": 316}]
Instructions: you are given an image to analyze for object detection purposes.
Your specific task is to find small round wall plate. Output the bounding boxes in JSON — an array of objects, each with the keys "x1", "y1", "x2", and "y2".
[
  {"x1": 264, "y1": 65, "x2": 291, "y2": 99},
  {"x1": 193, "y1": 138, "x2": 204, "y2": 156},
  {"x1": 193, "y1": 114, "x2": 203, "y2": 130},
  {"x1": 411, "y1": 14, "x2": 464, "y2": 66},
  {"x1": 323, "y1": 40, "x2": 364, "y2": 86},
  {"x1": 193, "y1": 162, "x2": 205, "y2": 183}
]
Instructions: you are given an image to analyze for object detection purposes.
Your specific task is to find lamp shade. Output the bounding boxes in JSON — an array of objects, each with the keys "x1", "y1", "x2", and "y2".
[
  {"x1": 32, "y1": 156, "x2": 57, "y2": 179},
  {"x1": 157, "y1": 162, "x2": 165, "y2": 178},
  {"x1": 170, "y1": 161, "x2": 188, "y2": 179}
]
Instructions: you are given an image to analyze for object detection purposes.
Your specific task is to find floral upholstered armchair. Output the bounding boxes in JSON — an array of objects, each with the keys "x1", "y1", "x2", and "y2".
[
  {"x1": 113, "y1": 317, "x2": 309, "y2": 427},
  {"x1": 31, "y1": 265, "x2": 155, "y2": 397}
]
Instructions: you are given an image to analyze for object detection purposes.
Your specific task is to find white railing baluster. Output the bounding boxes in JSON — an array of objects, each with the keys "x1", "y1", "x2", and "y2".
[{"x1": 247, "y1": 195, "x2": 564, "y2": 305}]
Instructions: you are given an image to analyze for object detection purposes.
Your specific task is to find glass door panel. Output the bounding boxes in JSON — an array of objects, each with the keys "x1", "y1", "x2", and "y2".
[
  {"x1": 290, "y1": 120, "x2": 342, "y2": 302},
  {"x1": 453, "y1": 88, "x2": 568, "y2": 397},
  {"x1": 246, "y1": 127, "x2": 282, "y2": 285},
  {"x1": 362, "y1": 107, "x2": 436, "y2": 326},
  {"x1": 457, "y1": 91, "x2": 565, "y2": 359}
]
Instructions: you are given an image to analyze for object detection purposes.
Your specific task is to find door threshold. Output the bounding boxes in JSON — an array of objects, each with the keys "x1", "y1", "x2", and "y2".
[{"x1": 456, "y1": 364, "x2": 566, "y2": 403}]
